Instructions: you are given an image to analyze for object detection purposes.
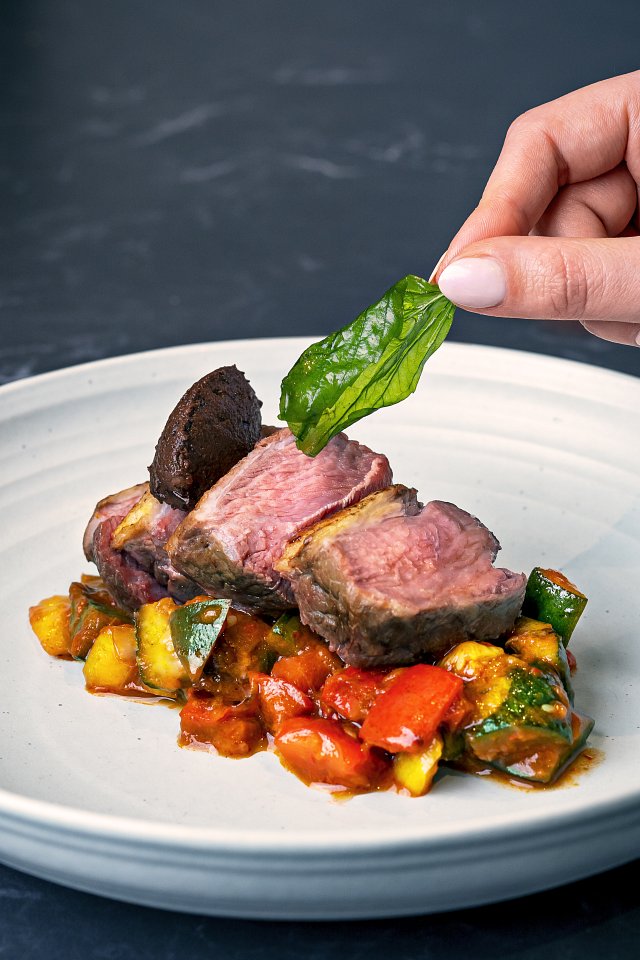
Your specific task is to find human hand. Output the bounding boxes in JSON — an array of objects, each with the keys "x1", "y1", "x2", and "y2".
[{"x1": 433, "y1": 72, "x2": 640, "y2": 347}]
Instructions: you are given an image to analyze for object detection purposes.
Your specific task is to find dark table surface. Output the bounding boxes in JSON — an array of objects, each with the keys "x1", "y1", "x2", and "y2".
[{"x1": 1, "y1": 1, "x2": 638, "y2": 957}]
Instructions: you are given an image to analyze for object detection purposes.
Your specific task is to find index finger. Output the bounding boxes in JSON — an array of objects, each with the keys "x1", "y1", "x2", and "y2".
[{"x1": 434, "y1": 71, "x2": 640, "y2": 275}]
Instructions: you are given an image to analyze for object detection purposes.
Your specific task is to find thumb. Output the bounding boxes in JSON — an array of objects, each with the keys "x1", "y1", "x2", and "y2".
[{"x1": 437, "y1": 235, "x2": 640, "y2": 346}]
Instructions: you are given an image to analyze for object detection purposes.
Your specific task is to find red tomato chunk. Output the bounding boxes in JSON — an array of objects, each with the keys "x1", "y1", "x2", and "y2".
[
  {"x1": 252, "y1": 673, "x2": 314, "y2": 733},
  {"x1": 271, "y1": 645, "x2": 339, "y2": 694},
  {"x1": 320, "y1": 666, "x2": 389, "y2": 722},
  {"x1": 360, "y1": 664, "x2": 463, "y2": 752},
  {"x1": 275, "y1": 717, "x2": 389, "y2": 791},
  {"x1": 180, "y1": 691, "x2": 266, "y2": 757}
]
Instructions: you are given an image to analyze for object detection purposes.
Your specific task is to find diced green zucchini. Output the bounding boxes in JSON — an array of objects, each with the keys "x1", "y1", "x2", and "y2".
[
  {"x1": 505, "y1": 617, "x2": 574, "y2": 703},
  {"x1": 522, "y1": 567, "x2": 587, "y2": 645},
  {"x1": 268, "y1": 611, "x2": 324, "y2": 657},
  {"x1": 136, "y1": 598, "x2": 190, "y2": 696},
  {"x1": 268, "y1": 612, "x2": 305, "y2": 656},
  {"x1": 170, "y1": 599, "x2": 230, "y2": 682},
  {"x1": 79, "y1": 575, "x2": 134, "y2": 622},
  {"x1": 69, "y1": 581, "x2": 130, "y2": 660},
  {"x1": 498, "y1": 710, "x2": 594, "y2": 784},
  {"x1": 465, "y1": 666, "x2": 579, "y2": 783}
]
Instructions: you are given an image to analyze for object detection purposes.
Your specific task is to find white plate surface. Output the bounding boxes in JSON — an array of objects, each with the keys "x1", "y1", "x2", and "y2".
[{"x1": 0, "y1": 339, "x2": 639, "y2": 919}]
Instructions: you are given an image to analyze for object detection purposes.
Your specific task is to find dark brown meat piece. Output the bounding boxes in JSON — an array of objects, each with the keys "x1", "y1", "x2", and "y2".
[
  {"x1": 167, "y1": 428, "x2": 393, "y2": 614},
  {"x1": 149, "y1": 365, "x2": 262, "y2": 510},
  {"x1": 276, "y1": 485, "x2": 527, "y2": 667}
]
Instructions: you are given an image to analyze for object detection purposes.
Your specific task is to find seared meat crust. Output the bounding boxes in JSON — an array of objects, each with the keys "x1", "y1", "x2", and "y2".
[
  {"x1": 276, "y1": 485, "x2": 526, "y2": 666},
  {"x1": 167, "y1": 428, "x2": 393, "y2": 613}
]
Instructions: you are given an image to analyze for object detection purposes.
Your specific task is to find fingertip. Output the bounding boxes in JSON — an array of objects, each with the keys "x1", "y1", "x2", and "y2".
[{"x1": 438, "y1": 257, "x2": 507, "y2": 309}]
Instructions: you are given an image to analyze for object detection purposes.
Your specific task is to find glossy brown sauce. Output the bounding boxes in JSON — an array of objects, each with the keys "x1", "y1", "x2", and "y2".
[
  {"x1": 81, "y1": 656, "x2": 605, "y2": 798},
  {"x1": 447, "y1": 745, "x2": 604, "y2": 792}
]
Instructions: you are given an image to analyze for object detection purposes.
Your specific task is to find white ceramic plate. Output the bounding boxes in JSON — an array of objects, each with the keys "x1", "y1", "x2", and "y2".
[{"x1": 1, "y1": 339, "x2": 639, "y2": 919}]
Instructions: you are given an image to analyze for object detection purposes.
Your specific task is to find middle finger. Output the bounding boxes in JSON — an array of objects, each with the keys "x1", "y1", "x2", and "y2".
[{"x1": 531, "y1": 165, "x2": 637, "y2": 238}]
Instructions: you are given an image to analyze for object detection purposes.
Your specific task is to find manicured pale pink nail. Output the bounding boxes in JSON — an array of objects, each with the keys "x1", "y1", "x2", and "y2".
[{"x1": 438, "y1": 257, "x2": 506, "y2": 309}]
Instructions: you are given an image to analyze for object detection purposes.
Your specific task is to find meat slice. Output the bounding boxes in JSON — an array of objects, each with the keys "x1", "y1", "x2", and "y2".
[
  {"x1": 276, "y1": 485, "x2": 527, "y2": 667},
  {"x1": 110, "y1": 489, "x2": 200, "y2": 602},
  {"x1": 83, "y1": 484, "x2": 199, "y2": 609},
  {"x1": 167, "y1": 428, "x2": 393, "y2": 614},
  {"x1": 82, "y1": 484, "x2": 147, "y2": 562}
]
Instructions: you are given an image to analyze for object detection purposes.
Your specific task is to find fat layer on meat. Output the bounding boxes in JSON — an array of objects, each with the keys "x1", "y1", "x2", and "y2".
[
  {"x1": 83, "y1": 484, "x2": 199, "y2": 608},
  {"x1": 276, "y1": 484, "x2": 527, "y2": 666}
]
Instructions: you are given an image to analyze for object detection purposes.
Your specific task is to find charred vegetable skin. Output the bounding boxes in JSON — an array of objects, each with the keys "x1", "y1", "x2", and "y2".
[{"x1": 28, "y1": 568, "x2": 593, "y2": 795}]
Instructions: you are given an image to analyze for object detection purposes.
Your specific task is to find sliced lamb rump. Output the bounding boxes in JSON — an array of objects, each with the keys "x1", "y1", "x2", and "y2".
[
  {"x1": 83, "y1": 484, "x2": 199, "y2": 609},
  {"x1": 110, "y1": 488, "x2": 200, "y2": 602},
  {"x1": 276, "y1": 485, "x2": 526, "y2": 667},
  {"x1": 167, "y1": 427, "x2": 392, "y2": 613},
  {"x1": 82, "y1": 484, "x2": 147, "y2": 562}
]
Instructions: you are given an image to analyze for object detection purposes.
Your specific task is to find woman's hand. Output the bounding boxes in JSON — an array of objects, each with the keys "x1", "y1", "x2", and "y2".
[{"x1": 433, "y1": 72, "x2": 640, "y2": 347}]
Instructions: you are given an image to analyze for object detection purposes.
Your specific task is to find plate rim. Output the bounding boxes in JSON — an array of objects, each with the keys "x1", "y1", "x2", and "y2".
[
  {"x1": 2, "y1": 337, "x2": 639, "y2": 863},
  {"x1": 0, "y1": 770, "x2": 639, "y2": 857}
]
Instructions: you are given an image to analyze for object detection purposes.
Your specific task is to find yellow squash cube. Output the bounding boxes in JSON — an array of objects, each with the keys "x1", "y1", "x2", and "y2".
[
  {"x1": 83, "y1": 624, "x2": 138, "y2": 694},
  {"x1": 29, "y1": 595, "x2": 72, "y2": 658},
  {"x1": 136, "y1": 597, "x2": 188, "y2": 695},
  {"x1": 394, "y1": 735, "x2": 443, "y2": 797}
]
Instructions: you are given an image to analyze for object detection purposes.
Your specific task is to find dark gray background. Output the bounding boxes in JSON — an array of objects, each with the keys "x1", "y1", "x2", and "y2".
[
  {"x1": 2, "y1": 0, "x2": 640, "y2": 382},
  {"x1": 1, "y1": 1, "x2": 638, "y2": 957}
]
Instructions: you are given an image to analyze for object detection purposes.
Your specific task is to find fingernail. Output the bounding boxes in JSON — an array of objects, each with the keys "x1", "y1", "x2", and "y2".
[
  {"x1": 428, "y1": 250, "x2": 448, "y2": 284},
  {"x1": 438, "y1": 257, "x2": 507, "y2": 309},
  {"x1": 635, "y1": 329, "x2": 640, "y2": 347}
]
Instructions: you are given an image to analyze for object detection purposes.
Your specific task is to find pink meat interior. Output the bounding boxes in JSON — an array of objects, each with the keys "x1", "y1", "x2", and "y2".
[
  {"x1": 329, "y1": 500, "x2": 519, "y2": 610},
  {"x1": 191, "y1": 428, "x2": 392, "y2": 577}
]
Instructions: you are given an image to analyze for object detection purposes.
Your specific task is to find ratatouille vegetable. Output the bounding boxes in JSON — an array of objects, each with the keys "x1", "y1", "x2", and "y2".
[{"x1": 28, "y1": 565, "x2": 592, "y2": 796}]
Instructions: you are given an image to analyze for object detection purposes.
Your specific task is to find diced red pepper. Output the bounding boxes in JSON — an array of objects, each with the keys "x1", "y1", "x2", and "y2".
[
  {"x1": 271, "y1": 645, "x2": 340, "y2": 694},
  {"x1": 275, "y1": 717, "x2": 389, "y2": 790},
  {"x1": 252, "y1": 673, "x2": 314, "y2": 733},
  {"x1": 180, "y1": 691, "x2": 266, "y2": 757},
  {"x1": 319, "y1": 666, "x2": 389, "y2": 722},
  {"x1": 360, "y1": 664, "x2": 464, "y2": 753}
]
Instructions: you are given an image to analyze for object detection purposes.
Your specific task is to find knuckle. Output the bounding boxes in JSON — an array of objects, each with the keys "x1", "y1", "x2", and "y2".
[
  {"x1": 542, "y1": 248, "x2": 598, "y2": 320},
  {"x1": 506, "y1": 107, "x2": 541, "y2": 139}
]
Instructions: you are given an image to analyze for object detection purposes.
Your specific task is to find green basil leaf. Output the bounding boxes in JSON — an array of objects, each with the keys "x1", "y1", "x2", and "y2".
[{"x1": 279, "y1": 275, "x2": 455, "y2": 456}]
